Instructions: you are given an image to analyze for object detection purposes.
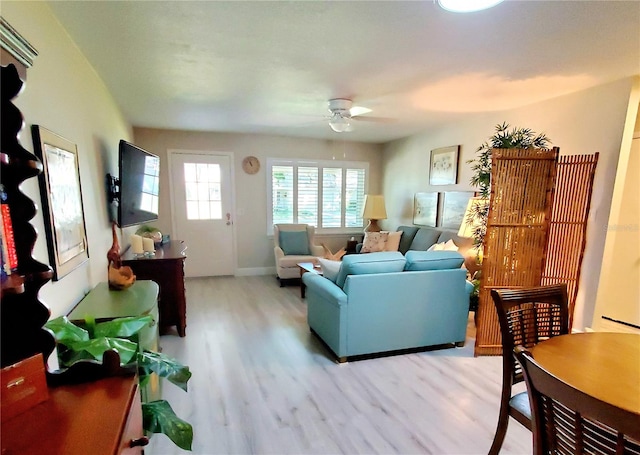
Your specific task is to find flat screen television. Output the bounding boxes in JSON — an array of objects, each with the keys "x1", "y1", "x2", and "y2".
[{"x1": 117, "y1": 140, "x2": 160, "y2": 227}]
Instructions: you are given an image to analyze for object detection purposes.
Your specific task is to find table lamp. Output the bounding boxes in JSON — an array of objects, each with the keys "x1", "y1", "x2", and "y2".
[{"x1": 362, "y1": 194, "x2": 387, "y2": 232}]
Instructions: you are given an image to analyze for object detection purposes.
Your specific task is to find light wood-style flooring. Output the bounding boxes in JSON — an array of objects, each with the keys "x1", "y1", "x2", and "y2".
[{"x1": 147, "y1": 276, "x2": 531, "y2": 455}]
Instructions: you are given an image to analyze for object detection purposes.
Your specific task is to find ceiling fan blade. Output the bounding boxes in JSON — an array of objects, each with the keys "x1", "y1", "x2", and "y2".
[
  {"x1": 352, "y1": 115, "x2": 396, "y2": 123},
  {"x1": 350, "y1": 106, "x2": 372, "y2": 117}
]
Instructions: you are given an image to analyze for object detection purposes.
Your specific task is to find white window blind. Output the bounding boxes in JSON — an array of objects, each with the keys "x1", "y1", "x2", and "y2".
[{"x1": 267, "y1": 159, "x2": 368, "y2": 234}]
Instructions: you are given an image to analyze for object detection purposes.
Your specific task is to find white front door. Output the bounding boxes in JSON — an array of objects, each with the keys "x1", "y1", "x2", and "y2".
[{"x1": 169, "y1": 151, "x2": 235, "y2": 277}]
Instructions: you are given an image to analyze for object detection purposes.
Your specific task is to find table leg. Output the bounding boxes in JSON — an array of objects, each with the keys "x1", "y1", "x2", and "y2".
[{"x1": 299, "y1": 267, "x2": 307, "y2": 299}]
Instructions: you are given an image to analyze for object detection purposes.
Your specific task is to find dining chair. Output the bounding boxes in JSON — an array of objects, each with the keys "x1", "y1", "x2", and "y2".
[
  {"x1": 488, "y1": 284, "x2": 569, "y2": 455},
  {"x1": 515, "y1": 346, "x2": 640, "y2": 454}
]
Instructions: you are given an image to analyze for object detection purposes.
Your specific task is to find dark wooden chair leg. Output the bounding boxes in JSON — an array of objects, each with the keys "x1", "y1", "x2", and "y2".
[{"x1": 488, "y1": 402, "x2": 510, "y2": 455}]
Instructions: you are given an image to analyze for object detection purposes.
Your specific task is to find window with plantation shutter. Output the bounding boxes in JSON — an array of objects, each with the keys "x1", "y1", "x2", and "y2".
[
  {"x1": 267, "y1": 159, "x2": 368, "y2": 234},
  {"x1": 322, "y1": 168, "x2": 342, "y2": 228}
]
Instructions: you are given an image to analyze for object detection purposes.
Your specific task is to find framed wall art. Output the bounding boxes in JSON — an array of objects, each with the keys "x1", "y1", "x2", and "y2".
[
  {"x1": 413, "y1": 192, "x2": 439, "y2": 227},
  {"x1": 32, "y1": 125, "x2": 89, "y2": 280},
  {"x1": 429, "y1": 145, "x2": 460, "y2": 185},
  {"x1": 440, "y1": 191, "x2": 475, "y2": 230}
]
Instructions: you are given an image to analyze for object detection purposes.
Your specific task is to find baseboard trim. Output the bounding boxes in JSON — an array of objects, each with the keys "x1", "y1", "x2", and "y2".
[{"x1": 236, "y1": 266, "x2": 275, "y2": 276}]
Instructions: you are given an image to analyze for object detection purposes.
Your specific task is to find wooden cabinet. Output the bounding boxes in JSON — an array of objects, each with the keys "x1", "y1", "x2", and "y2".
[
  {"x1": 1, "y1": 376, "x2": 147, "y2": 455},
  {"x1": 122, "y1": 241, "x2": 188, "y2": 337}
]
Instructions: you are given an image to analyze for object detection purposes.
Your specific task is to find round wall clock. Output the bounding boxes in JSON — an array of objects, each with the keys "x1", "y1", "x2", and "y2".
[{"x1": 242, "y1": 156, "x2": 260, "y2": 174}]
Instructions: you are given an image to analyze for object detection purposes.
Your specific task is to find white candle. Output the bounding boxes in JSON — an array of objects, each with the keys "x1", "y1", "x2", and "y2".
[
  {"x1": 142, "y1": 237, "x2": 155, "y2": 253},
  {"x1": 130, "y1": 234, "x2": 144, "y2": 254}
]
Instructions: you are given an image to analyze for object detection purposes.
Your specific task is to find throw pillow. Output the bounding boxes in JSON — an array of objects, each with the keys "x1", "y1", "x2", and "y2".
[
  {"x1": 318, "y1": 258, "x2": 341, "y2": 282},
  {"x1": 427, "y1": 239, "x2": 459, "y2": 252},
  {"x1": 279, "y1": 230, "x2": 310, "y2": 255},
  {"x1": 384, "y1": 231, "x2": 402, "y2": 251},
  {"x1": 361, "y1": 231, "x2": 389, "y2": 253}
]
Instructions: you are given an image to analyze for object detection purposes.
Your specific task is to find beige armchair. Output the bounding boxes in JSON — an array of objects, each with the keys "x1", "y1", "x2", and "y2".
[{"x1": 274, "y1": 224, "x2": 323, "y2": 286}]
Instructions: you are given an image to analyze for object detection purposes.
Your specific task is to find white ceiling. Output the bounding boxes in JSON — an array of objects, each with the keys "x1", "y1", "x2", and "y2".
[{"x1": 47, "y1": 0, "x2": 640, "y2": 143}]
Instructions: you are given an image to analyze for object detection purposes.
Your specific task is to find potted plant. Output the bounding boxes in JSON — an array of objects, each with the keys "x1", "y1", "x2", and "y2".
[
  {"x1": 467, "y1": 122, "x2": 551, "y2": 247},
  {"x1": 45, "y1": 315, "x2": 193, "y2": 451},
  {"x1": 466, "y1": 122, "x2": 551, "y2": 308}
]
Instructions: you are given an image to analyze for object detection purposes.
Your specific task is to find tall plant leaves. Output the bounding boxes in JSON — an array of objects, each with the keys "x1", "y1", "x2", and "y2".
[
  {"x1": 94, "y1": 315, "x2": 153, "y2": 338},
  {"x1": 62, "y1": 337, "x2": 138, "y2": 367},
  {"x1": 142, "y1": 400, "x2": 193, "y2": 451},
  {"x1": 138, "y1": 350, "x2": 192, "y2": 391},
  {"x1": 45, "y1": 316, "x2": 90, "y2": 345}
]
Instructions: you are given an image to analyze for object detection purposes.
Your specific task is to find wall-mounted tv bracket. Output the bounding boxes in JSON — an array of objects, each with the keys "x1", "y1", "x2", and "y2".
[{"x1": 106, "y1": 173, "x2": 120, "y2": 204}]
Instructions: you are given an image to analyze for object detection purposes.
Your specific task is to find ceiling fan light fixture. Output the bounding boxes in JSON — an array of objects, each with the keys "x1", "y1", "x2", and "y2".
[
  {"x1": 437, "y1": 0, "x2": 504, "y2": 13},
  {"x1": 328, "y1": 112, "x2": 352, "y2": 133}
]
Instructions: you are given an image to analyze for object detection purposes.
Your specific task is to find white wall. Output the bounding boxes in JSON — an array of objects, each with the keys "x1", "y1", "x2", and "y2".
[
  {"x1": 382, "y1": 78, "x2": 636, "y2": 331},
  {"x1": 592, "y1": 79, "x2": 640, "y2": 333},
  {"x1": 3, "y1": 3, "x2": 132, "y2": 317},
  {"x1": 133, "y1": 128, "x2": 383, "y2": 272}
]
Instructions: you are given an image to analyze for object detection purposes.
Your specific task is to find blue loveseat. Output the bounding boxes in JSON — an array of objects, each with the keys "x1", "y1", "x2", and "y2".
[{"x1": 303, "y1": 251, "x2": 472, "y2": 362}]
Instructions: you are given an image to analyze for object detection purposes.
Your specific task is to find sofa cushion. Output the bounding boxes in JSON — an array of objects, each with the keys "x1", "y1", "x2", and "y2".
[
  {"x1": 361, "y1": 231, "x2": 389, "y2": 253},
  {"x1": 427, "y1": 239, "x2": 459, "y2": 252},
  {"x1": 397, "y1": 226, "x2": 419, "y2": 254},
  {"x1": 384, "y1": 231, "x2": 402, "y2": 251},
  {"x1": 404, "y1": 251, "x2": 465, "y2": 271},
  {"x1": 409, "y1": 227, "x2": 442, "y2": 251},
  {"x1": 279, "y1": 230, "x2": 310, "y2": 255},
  {"x1": 335, "y1": 251, "x2": 406, "y2": 288},
  {"x1": 318, "y1": 258, "x2": 341, "y2": 282}
]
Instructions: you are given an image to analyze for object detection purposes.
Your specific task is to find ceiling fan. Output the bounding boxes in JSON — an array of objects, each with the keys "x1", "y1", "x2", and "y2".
[{"x1": 326, "y1": 98, "x2": 388, "y2": 133}]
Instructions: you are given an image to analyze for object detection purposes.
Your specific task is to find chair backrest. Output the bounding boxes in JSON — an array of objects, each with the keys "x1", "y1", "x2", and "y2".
[
  {"x1": 491, "y1": 284, "x2": 569, "y2": 385},
  {"x1": 515, "y1": 347, "x2": 640, "y2": 455},
  {"x1": 273, "y1": 223, "x2": 316, "y2": 252}
]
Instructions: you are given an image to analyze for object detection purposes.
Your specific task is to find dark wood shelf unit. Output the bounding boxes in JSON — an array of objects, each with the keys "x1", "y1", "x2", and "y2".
[
  {"x1": 122, "y1": 240, "x2": 188, "y2": 337},
  {"x1": 0, "y1": 63, "x2": 55, "y2": 369}
]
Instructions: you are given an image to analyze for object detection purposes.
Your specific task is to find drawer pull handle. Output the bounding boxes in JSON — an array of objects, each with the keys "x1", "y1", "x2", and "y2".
[
  {"x1": 7, "y1": 377, "x2": 25, "y2": 388},
  {"x1": 129, "y1": 437, "x2": 150, "y2": 447}
]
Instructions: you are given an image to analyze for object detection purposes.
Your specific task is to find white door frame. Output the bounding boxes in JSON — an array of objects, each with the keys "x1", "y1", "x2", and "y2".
[{"x1": 167, "y1": 149, "x2": 237, "y2": 276}]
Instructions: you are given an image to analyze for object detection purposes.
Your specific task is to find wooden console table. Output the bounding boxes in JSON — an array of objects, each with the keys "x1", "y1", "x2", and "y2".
[
  {"x1": 68, "y1": 280, "x2": 160, "y2": 403},
  {"x1": 122, "y1": 241, "x2": 188, "y2": 336}
]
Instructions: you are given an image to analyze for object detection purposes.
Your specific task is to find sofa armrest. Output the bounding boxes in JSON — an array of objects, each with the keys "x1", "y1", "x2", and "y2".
[
  {"x1": 302, "y1": 273, "x2": 347, "y2": 306},
  {"x1": 274, "y1": 246, "x2": 285, "y2": 260},
  {"x1": 310, "y1": 245, "x2": 324, "y2": 257},
  {"x1": 465, "y1": 280, "x2": 474, "y2": 295}
]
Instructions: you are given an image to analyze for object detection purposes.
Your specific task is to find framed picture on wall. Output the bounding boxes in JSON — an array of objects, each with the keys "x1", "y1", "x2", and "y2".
[
  {"x1": 32, "y1": 125, "x2": 89, "y2": 280},
  {"x1": 413, "y1": 192, "x2": 439, "y2": 227},
  {"x1": 440, "y1": 191, "x2": 475, "y2": 230},
  {"x1": 429, "y1": 145, "x2": 460, "y2": 185}
]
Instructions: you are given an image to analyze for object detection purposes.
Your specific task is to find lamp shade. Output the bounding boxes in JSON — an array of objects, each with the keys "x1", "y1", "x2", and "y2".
[
  {"x1": 458, "y1": 197, "x2": 489, "y2": 238},
  {"x1": 362, "y1": 194, "x2": 387, "y2": 220}
]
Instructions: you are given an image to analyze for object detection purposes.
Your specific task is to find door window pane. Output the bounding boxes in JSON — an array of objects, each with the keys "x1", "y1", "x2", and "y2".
[{"x1": 184, "y1": 162, "x2": 222, "y2": 220}]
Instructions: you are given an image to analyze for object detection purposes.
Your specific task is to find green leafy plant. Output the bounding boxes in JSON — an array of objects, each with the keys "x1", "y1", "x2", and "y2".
[
  {"x1": 46, "y1": 315, "x2": 193, "y2": 451},
  {"x1": 466, "y1": 122, "x2": 551, "y2": 247}
]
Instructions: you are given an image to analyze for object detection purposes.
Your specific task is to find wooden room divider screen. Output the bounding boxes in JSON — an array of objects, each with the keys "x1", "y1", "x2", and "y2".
[
  {"x1": 541, "y1": 153, "x2": 599, "y2": 330},
  {"x1": 475, "y1": 147, "x2": 559, "y2": 356}
]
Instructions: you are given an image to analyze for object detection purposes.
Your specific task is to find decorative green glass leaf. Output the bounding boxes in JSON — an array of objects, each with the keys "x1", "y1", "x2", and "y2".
[
  {"x1": 45, "y1": 316, "x2": 90, "y2": 345},
  {"x1": 63, "y1": 337, "x2": 138, "y2": 366},
  {"x1": 94, "y1": 315, "x2": 153, "y2": 338},
  {"x1": 138, "y1": 350, "x2": 192, "y2": 392},
  {"x1": 142, "y1": 400, "x2": 193, "y2": 451}
]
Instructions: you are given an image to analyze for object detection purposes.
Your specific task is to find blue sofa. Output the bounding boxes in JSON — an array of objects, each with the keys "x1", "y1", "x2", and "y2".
[
  {"x1": 356, "y1": 225, "x2": 479, "y2": 275},
  {"x1": 303, "y1": 251, "x2": 472, "y2": 362}
]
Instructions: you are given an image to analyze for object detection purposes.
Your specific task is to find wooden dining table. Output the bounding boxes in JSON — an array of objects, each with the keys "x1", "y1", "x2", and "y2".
[{"x1": 530, "y1": 332, "x2": 640, "y2": 417}]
